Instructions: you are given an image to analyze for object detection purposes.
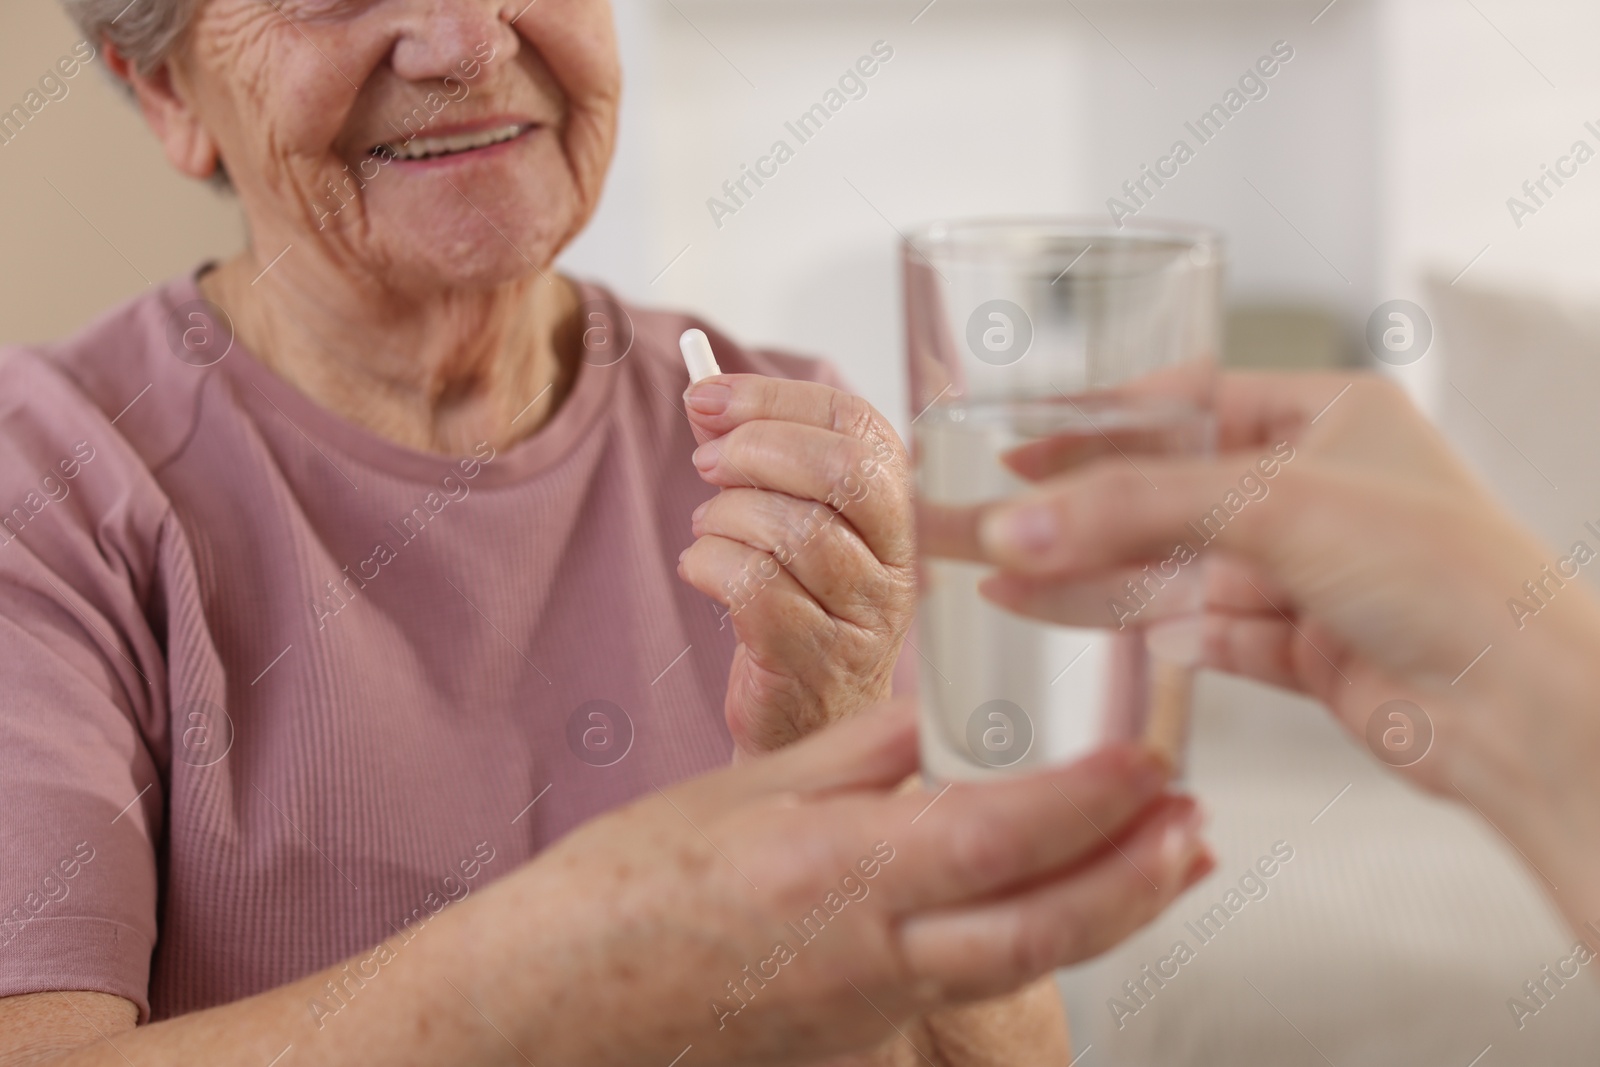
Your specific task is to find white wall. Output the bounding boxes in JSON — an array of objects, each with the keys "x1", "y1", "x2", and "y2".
[
  {"x1": 1381, "y1": 0, "x2": 1600, "y2": 411},
  {"x1": 563, "y1": 0, "x2": 1387, "y2": 432}
]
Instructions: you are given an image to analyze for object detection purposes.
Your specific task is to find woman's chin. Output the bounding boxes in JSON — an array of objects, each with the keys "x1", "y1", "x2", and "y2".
[{"x1": 352, "y1": 184, "x2": 578, "y2": 294}]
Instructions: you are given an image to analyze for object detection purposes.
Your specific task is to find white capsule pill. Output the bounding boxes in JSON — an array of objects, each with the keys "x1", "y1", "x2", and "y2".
[{"x1": 679, "y1": 328, "x2": 722, "y2": 384}]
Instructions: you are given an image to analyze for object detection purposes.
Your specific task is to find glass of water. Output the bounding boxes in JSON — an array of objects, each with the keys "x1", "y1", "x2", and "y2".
[{"x1": 904, "y1": 218, "x2": 1223, "y2": 782}]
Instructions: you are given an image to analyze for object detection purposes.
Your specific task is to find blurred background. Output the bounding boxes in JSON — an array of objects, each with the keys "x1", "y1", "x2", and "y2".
[{"x1": 7, "y1": 0, "x2": 1600, "y2": 1061}]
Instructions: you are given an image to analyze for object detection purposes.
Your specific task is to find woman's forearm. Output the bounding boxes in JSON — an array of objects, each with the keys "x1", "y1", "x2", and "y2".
[
  {"x1": 19, "y1": 706, "x2": 1199, "y2": 1067},
  {"x1": 30, "y1": 891, "x2": 550, "y2": 1067}
]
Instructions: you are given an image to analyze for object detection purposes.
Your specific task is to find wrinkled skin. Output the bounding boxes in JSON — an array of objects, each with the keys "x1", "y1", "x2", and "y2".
[
  {"x1": 679, "y1": 376, "x2": 917, "y2": 757},
  {"x1": 451, "y1": 701, "x2": 1211, "y2": 1066}
]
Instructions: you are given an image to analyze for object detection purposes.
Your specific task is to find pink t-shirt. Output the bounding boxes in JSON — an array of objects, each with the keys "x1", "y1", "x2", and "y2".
[{"x1": 0, "y1": 269, "x2": 868, "y2": 1022}]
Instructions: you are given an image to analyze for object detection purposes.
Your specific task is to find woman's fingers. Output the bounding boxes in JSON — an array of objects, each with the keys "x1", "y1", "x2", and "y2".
[
  {"x1": 898, "y1": 795, "x2": 1210, "y2": 999},
  {"x1": 679, "y1": 530, "x2": 825, "y2": 627},
  {"x1": 682, "y1": 698, "x2": 923, "y2": 810},
  {"x1": 685, "y1": 374, "x2": 902, "y2": 450},
  {"x1": 676, "y1": 377, "x2": 916, "y2": 755},
  {"x1": 677, "y1": 527, "x2": 907, "y2": 750},
  {"x1": 699, "y1": 716, "x2": 1177, "y2": 917},
  {"x1": 690, "y1": 487, "x2": 910, "y2": 633},
  {"x1": 689, "y1": 422, "x2": 913, "y2": 569},
  {"x1": 874, "y1": 744, "x2": 1176, "y2": 915},
  {"x1": 653, "y1": 703, "x2": 1215, "y2": 1036}
]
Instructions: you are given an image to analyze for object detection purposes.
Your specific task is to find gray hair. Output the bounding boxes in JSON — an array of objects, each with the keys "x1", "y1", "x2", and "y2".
[
  {"x1": 62, "y1": 0, "x2": 233, "y2": 187},
  {"x1": 61, "y1": 0, "x2": 203, "y2": 76}
]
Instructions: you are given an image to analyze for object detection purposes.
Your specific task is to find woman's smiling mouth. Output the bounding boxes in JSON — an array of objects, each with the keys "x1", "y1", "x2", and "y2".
[{"x1": 372, "y1": 121, "x2": 537, "y2": 163}]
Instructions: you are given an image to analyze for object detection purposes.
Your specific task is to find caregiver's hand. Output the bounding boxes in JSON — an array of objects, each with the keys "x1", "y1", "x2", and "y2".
[
  {"x1": 975, "y1": 372, "x2": 1600, "y2": 936},
  {"x1": 465, "y1": 700, "x2": 1208, "y2": 1067},
  {"x1": 679, "y1": 374, "x2": 916, "y2": 756}
]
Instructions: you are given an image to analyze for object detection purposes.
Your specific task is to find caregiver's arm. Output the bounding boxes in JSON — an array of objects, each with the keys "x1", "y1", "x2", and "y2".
[
  {"x1": 976, "y1": 372, "x2": 1600, "y2": 939},
  {"x1": 0, "y1": 702, "x2": 1209, "y2": 1067}
]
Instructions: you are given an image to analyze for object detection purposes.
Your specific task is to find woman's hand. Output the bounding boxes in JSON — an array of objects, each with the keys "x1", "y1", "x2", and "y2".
[
  {"x1": 1, "y1": 702, "x2": 1207, "y2": 1067},
  {"x1": 678, "y1": 375, "x2": 916, "y2": 756},
  {"x1": 969, "y1": 372, "x2": 1600, "y2": 932},
  {"x1": 455, "y1": 700, "x2": 1211, "y2": 1067}
]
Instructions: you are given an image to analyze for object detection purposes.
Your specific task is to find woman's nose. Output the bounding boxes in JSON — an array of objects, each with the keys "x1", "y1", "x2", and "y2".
[{"x1": 389, "y1": 0, "x2": 519, "y2": 83}]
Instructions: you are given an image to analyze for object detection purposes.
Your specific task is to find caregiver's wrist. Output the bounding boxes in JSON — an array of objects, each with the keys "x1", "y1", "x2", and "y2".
[
  {"x1": 1458, "y1": 613, "x2": 1600, "y2": 882},
  {"x1": 1508, "y1": 682, "x2": 1600, "y2": 878}
]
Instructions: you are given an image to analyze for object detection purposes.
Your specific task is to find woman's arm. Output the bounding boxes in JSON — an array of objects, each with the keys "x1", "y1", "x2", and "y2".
[{"x1": 0, "y1": 703, "x2": 1207, "y2": 1067}]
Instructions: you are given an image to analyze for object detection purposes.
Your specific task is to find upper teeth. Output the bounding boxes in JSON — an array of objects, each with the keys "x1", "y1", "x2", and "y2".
[{"x1": 377, "y1": 124, "x2": 526, "y2": 160}]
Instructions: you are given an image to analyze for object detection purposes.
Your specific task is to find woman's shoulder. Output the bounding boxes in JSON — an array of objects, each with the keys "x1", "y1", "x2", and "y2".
[
  {"x1": 0, "y1": 276, "x2": 207, "y2": 589},
  {"x1": 0, "y1": 273, "x2": 213, "y2": 479}
]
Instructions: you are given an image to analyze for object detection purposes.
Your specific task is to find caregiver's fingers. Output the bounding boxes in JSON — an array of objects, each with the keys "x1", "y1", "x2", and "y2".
[
  {"x1": 1208, "y1": 371, "x2": 1369, "y2": 451},
  {"x1": 1201, "y1": 611, "x2": 1338, "y2": 696},
  {"x1": 1000, "y1": 418, "x2": 1203, "y2": 483},
  {"x1": 915, "y1": 501, "x2": 988, "y2": 562},
  {"x1": 976, "y1": 553, "x2": 1292, "y2": 629},
  {"x1": 1086, "y1": 367, "x2": 1363, "y2": 452},
  {"x1": 691, "y1": 488, "x2": 913, "y2": 632},
  {"x1": 978, "y1": 454, "x2": 1306, "y2": 579},
  {"x1": 692, "y1": 422, "x2": 913, "y2": 567},
  {"x1": 978, "y1": 569, "x2": 1206, "y2": 629},
  {"x1": 899, "y1": 795, "x2": 1211, "y2": 1001}
]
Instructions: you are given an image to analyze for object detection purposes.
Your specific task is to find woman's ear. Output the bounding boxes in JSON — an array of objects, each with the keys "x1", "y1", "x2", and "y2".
[{"x1": 102, "y1": 40, "x2": 220, "y2": 180}]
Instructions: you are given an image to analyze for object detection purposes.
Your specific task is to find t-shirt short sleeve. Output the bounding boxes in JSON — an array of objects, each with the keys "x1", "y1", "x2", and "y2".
[{"x1": 0, "y1": 350, "x2": 167, "y2": 1020}]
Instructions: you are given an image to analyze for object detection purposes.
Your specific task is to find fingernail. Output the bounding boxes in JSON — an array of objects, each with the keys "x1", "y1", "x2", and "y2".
[
  {"x1": 692, "y1": 444, "x2": 717, "y2": 472},
  {"x1": 678, "y1": 546, "x2": 690, "y2": 563},
  {"x1": 690, "y1": 500, "x2": 710, "y2": 525},
  {"x1": 684, "y1": 382, "x2": 731, "y2": 416},
  {"x1": 1159, "y1": 801, "x2": 1206, "y2": 873},
  {"x1": 980, "y1": 502, "x2": 1057, "y2": 562}
]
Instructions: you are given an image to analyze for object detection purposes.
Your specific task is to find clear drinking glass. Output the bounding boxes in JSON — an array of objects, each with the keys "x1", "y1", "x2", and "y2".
[{"x1": 905, "y1": 218, "x2": 1223, "y2": 782}]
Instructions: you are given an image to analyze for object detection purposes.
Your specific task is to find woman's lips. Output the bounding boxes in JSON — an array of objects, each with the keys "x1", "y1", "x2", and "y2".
[{"x1": 369, "y1": 121, "x2": 539, "y2": 164}]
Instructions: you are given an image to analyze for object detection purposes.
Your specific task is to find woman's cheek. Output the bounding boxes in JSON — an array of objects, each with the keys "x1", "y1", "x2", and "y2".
[
  {"x1": 513, "y1": 1, "x2": 621, "y2": 199},
  {"x1": 190, "y1": 1, "x2": 378, "y2": 166}
]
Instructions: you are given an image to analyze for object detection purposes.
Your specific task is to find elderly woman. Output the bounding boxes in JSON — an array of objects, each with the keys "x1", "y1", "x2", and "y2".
[{"x1": 0, "y1": 0, "x2": 1213, "y2": 1064}]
